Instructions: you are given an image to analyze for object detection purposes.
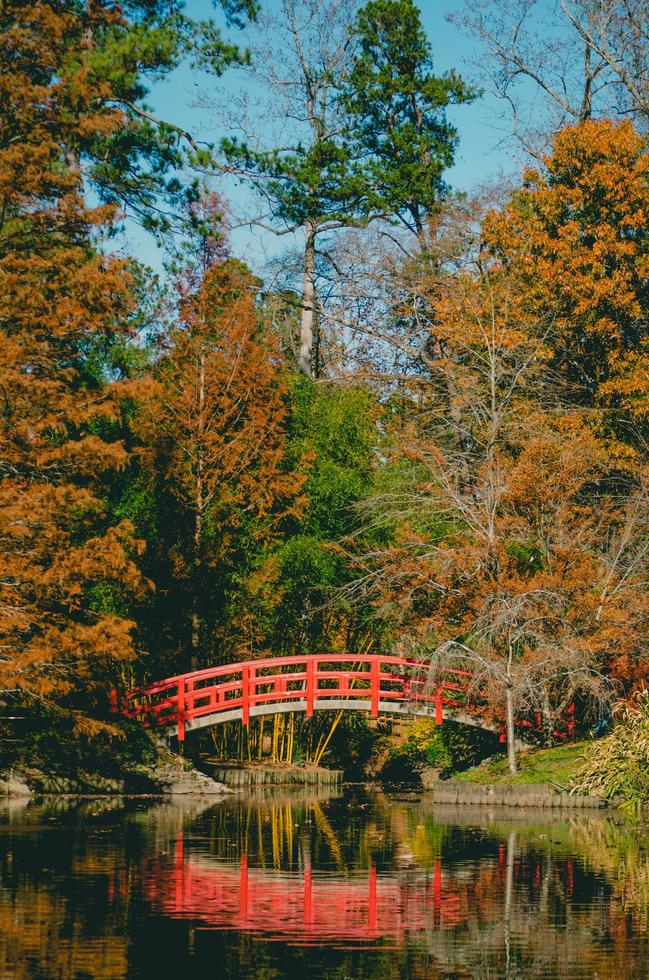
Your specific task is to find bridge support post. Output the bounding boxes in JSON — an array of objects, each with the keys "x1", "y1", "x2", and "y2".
[
  {"x1": 177, "y1": 677, "x2": 185, "y2": 743},
  {"x1": 435, "y1": 686, "x2": 443, "y2": 726},
  {"x1": 306, "y1": 659, "x2": 315, "y2": 718},
  {"x1": 371, "y1": 658, "x2": 379, "y2": 719},
  {"x1": 242, "y1": 664, "x2": 250, "y2": 727}
]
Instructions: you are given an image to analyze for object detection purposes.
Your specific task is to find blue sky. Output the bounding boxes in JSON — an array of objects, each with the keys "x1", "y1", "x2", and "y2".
[{"x1": 123, "y1": 0, "x2": 517, "y2": 273}]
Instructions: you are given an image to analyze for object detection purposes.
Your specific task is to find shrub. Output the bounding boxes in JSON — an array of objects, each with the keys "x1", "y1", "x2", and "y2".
[
  {"x1": 573, "y1": 693, "x2": 649, "y2": 811},
  {"x1": 380, "y1": 719, "x2": 498, "y2": 782}
]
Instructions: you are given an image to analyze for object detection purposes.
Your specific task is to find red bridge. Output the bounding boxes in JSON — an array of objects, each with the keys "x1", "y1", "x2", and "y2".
[
  {"x1": 118, "y1": 653, "x2": 490, "y2": 742},
  {"x1": 118, "y1": 653, "x2": 575, "y2": 743}
]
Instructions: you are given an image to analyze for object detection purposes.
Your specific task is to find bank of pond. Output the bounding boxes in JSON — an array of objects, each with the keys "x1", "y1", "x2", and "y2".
[{"x1": 2, "y1": 700, "x2": 648, "y2": 812}]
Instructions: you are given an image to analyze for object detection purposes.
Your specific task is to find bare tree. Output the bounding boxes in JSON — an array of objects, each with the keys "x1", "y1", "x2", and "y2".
[
  {"x1": 560, "y1": 0, "x2": 649, "y2": 119},
  {"x1": 424, "y1": 592, "x2": 612, "y2": 774},
  {"x1": 450, "y1": 0, "x2": 648, "y2": 158},
  {"x1": 201, "y1": 0, "x2": 362, "y2": 377}
]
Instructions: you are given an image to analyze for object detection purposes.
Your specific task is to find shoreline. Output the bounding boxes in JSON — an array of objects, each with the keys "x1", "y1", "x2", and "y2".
[
  {"x1": 0, "y1": 772, "x2": 608, "y2": 809},
  {"x1": 421, "y1": 778, "x2": 608, "y2": 809}
]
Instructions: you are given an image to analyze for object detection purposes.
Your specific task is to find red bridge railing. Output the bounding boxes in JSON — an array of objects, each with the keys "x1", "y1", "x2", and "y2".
[
  {"x1": 116, "y1": 653, "x2": 576, "y2": 743},
  {"x1": 117, "y1": 654, "x2": 476, "y2": 742}
]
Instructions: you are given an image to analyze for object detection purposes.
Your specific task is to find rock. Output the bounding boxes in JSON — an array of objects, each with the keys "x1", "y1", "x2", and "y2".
[
  {"x1": 21, "y1": 770, "x2": 126, "y2": 794},
  {"x1": 420, "y1": 768, "x2": 441, "y2": 790},
  {"x1": 151, "y1": 765, "x2": 231, "y2": 796},
  {"x1": 0, "y1": 772, "x2": 33, "y2": 798},
  {"x1": 0, "y1": 750, "x2": 230, "y2": 797}
]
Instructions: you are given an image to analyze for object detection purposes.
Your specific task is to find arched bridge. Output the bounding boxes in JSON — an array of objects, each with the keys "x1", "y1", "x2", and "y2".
[
  {"x1": 117, "y1": 654, "x2": 495, "y2": 743},
  {"x1": 116, "y1": 653, "x2": 575, "y2": 743}
]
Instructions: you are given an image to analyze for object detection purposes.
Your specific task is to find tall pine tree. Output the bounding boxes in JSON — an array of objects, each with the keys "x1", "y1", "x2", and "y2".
[{"x1": 343, "y1": 0, "x2": 473, "y2": 250}]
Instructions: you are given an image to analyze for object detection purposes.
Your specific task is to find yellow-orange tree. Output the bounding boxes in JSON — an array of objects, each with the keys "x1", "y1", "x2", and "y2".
[
  {"x1": 357, "y1": 244, "x2": 649, "y2": 772},
  {"x1": 138, "y1": 259, "x2": 305, "y2": 670},
  {"x1": 485, "y1": 119, "x2": 649, "y2": 447},
  {"x1": 0, "y1": 2, "x2": 147, "y2": 729}
]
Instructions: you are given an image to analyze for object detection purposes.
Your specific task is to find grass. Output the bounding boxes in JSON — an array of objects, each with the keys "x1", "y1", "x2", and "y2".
[{"x1": 453, "y1": 741, "x2": 589, "y2": 787}]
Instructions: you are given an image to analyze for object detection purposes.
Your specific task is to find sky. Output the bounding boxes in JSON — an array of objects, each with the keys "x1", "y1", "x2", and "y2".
[{"x1": 123, "y1": 0, "x2": 518, "y2": 274}]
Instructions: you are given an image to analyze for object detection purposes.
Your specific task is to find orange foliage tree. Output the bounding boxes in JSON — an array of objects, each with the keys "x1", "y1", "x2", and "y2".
[
  {"x1": 356, "y1": 241, "x2": 649, "y2": 772},
  {"x1": 484, "y1": 119, "x2": 649, "y2": 444},
  {"x1": 139, "y1": 258, "x2": 305, "y2": 669},
  {"x1": 0, "y1": 2, "x2": 147, "y2": 728}
]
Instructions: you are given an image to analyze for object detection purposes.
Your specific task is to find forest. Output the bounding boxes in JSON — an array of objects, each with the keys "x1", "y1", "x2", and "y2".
[{"x1": 2, "y1": 0, "x2": 649, "y2": 795}]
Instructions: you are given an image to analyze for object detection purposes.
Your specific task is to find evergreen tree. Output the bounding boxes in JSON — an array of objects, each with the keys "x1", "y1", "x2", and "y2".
[
  {"x1": 343, "y1": 0, "x2": 474, "y2": 250},
  {"x1": 36, "y1": 0, "x2": 257, "y2": 234},
  {"x1": 222, "y1": 0, "x2": 369, "y2": 377}
]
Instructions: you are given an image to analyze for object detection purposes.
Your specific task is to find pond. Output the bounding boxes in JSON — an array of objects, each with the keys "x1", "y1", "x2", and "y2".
[{"x1": 0, "y1": 786, "x2": 647, "y2": 978}]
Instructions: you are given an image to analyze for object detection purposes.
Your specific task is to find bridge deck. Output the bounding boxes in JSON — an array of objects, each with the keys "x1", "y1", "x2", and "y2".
[{"x1": 182, "y1": 698, "x2": 499, "y2": 734}]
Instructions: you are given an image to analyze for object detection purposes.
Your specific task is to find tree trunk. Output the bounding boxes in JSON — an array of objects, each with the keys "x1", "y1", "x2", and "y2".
[
  {"x1": 191, "y1": 346, "x2": 206, "y2": 671},
  {"x1": 65, "y1": 18, "x2": 93, "y2": 180},
  {"x1": 541, "y1": 688, "x2": 554, "y2": 747},
  {"x1": 299, "y1": 220, "x2": 316, "y2": 377},
  {"x1": 505, "y1": 684, "x2": 517, "y2": 775},
  {"x1": 190, "y1": 506, "x2": 202, "y2": 671}
]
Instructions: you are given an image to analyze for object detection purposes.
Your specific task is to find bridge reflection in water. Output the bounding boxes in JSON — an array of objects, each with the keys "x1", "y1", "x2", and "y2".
[
  {"x1": 138, "y1": 792, "x2": 556, "y2": 948},
  {"x1": 146, "y1": 841, "x2": 465, "y2": 944},
  {"x1": 2, "y1": 791, "x2": 646, "y2": 979}
]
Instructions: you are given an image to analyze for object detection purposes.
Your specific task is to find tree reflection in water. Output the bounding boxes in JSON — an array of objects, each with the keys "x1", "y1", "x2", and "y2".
[{"x1": 0, "y1": 789, "x2": 648, "y2": 979}]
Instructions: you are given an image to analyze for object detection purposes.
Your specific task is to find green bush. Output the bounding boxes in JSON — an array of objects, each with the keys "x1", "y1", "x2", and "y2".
[
  {"x1": 378, "y1": 719, "x2": 497, "y2": 782},
  {"x1": 4, "y1": 709, "x2": 157, "y2": 779},
  {"x1": 329, "y1": 714, "x2": 392, "y2": 778},
  {"x1": 398, "y1": 720, "x2": 452, "y2": 770},
  {"x1": 573, "y1": 694, "x2": 649, "y2": 811}
]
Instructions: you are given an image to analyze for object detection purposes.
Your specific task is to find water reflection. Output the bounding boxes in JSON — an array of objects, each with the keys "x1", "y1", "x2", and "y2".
[
  {"x1": 148, "y1": 845, "x2": 461, "y2": 943},
  {"x1": 1, "y1": 789, "x2": 648, "y2": 979}
]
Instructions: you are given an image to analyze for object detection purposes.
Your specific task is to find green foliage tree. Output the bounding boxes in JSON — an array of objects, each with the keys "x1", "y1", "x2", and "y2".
[
  {"x1": 236, "y1": 378, "x2": 379, "y2": 655},
  {"x1": 222, "y1": 0, "x2": 370, "y2": 377},
  {"x1": 55, "y1": 0, "x2": 257, "y2": 233},
  {"x1": 343, "y1": 0, "x2": 474, "y2": 250}
]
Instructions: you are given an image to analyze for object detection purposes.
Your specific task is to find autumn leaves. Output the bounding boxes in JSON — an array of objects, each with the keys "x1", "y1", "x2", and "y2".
[{"x1": 359, "y1": 120, "x2": 649, "y2": 770}]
